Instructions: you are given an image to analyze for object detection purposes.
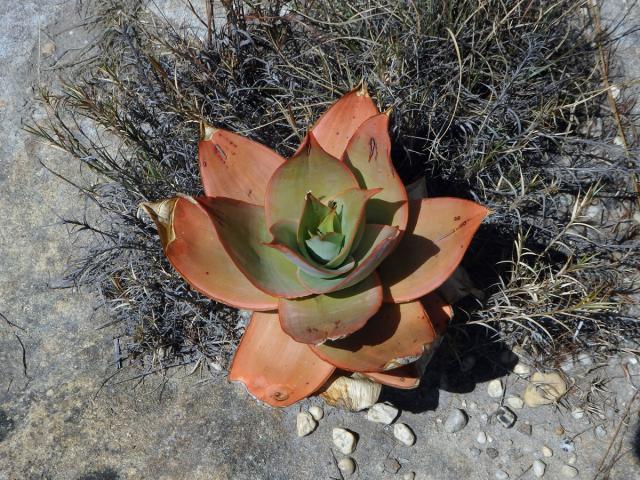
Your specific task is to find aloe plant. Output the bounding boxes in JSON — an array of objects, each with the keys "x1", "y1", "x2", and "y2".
[{"x1": 142, "y1": 85, "x2": 488, "y2": 407}]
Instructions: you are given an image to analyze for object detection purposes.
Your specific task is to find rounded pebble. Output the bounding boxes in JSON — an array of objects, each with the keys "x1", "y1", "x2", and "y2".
[
  {"x1": 309, "y1": 406, "x2": 324, "y2": 421},
  {"x1": 469, "y1": 447, "x2": 481, "y2": 457},
  {"x1": 595, "y1": 425, "x2": 607, "y2": 439},
  {"x1": 561, "y1": 465, "x2": 579, "y2": 478},
  {"x1": 532, "y1": 459, "x2": 546, "y2": 477},
  {"x1": 460, "y1": 355, "x2": 476, "y2": 372},
  {"x1": 486, "y1": 447, "x2": 499, "y2": 459},
  {"x1": 476, "y1": 431, "x2": 487, "y2": 444},
  {"x1": 496, "y1": 406, "x2": 517, "y2": 428},
  {"x1": 444, "y1": 408, "x2": 468, "y2": 433},
  {"x1": 571, "y1": 408, "x2": 584, "y2": 419},
  {"x1": 338, "y1": 457, "x2": 355, "y2": 476},
  {"x1": 513, "y1": 362, "x2": 531, "y2": 375},
  {"x1": 487, "y1": 379, "x2": 504, "y2": 398},
  {"x1": 366, "y1": 403, "x2": 399, "y2": 424},
  {"x1": 403, "y1": 473, "x2": 416, "y2": 480},
  {"x1": 393, "y1": 423, "x2": 416, "y2": 446},
  {"x1": 542, "y1": 446, "x2": 553, "y2": 457},
  {"x1": 384, "y1": 457, "x2": 401, "y2": 474},
  {"x1": 495, "y1": 469, "x2": 509, "y2": 479},
  {"x1": 567, "y1": 453, "x2": 577, "y2": 465},
  {"x1": 296, "y1": 412, "x2": 317, "y2": 437},
  {"x1": 507, "y1": 396, "x2": 524, "y2": 409},
  {"x1": 333, "y1": 428, "x2": 357, "y2": 454}
]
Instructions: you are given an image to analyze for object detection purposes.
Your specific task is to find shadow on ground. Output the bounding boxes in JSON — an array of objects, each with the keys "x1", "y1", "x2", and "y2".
[{"x1": 381, "y1": 323, "x2": 517, "y2": 413}]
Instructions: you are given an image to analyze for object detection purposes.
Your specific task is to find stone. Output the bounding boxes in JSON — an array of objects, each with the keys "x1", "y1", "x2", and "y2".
[
  {"x1": 578, "y1": 352, "x2": 593, "y2": 366},
  {"x1": 476, "y1": 431, "x2": 487, "y2": 444},
  {"x1": 403, "y1": 473, "x2": 416, "y2": 480},
  {"x1": 542, "y1": 446, "x2": 553, "y2": 457},
  {"x1": 322, "y1": 376, "x2": 382, "y2": 411},
  {"x1": 496, "y1": 406, "x2": 517, "y2": 428},
  {"x1": 523, "y1": 372, "x2": 567, "y2": 406},
  {"x1": 560, "y1": 438, "x2": 575, "y2": 453},
  {"x1": 595, "y1": 425, "x2": 607, "y2": 439},
  {"x1": 532, "y1": 460, "x2": 546, "y2": 477},
  {"x1": 366, "y1": 403, "x2": 399, "y2": 424},
  {"x1": 567, "y1": 453, "x2": 577, "y2": 465},
  {"x1": 571, "y1": 407, "x2": 584, "y2": 419},
  {"x1": 487, "y1": 379, "x2": 504, "y2": 398},
  {"x1": 41, "y1": 41, "x2": 56, "y2": 56},
  {"x1": 486, "y1": 447, "x2": 499, "y2": 459},
  {"x1": 332, "y1": 428, "x2": 357, "y2": 454},
  {"x1": 495, "y1": 469, "x2": 509, "y2": 479},
  {"x1": 309, "y1": 406, "x2": 324, "y2": 421},
  {"x1": 384, "y1": 457, "x2": 401, "y2": 474},
  {"x1": 506, "y1": 396, "x2": 524, "y2": 409},
  {"x1": 393, "y1": 423, "x2": 416, "y2": 446},
  {"x1": 469, "y1": 447, "x2": 481, "y2": 457},
  {"x1": 517, "y1": 422, "x2": 532, "y2": 436},
  {"x1": 338, "y1": 457, "x2": 355, "y2": 476},
  {"x1": 444, "y1": 408, "x2": 468, "y2": 433},
  {"x1": 296, "y1": 412, "x2": 317, "y2": 437},
  {"x1": 561, "y1": 465, "x2": 579, "y2": 478},
  {"x1": 460, "y1": 355, "x2": 476, "y2": 372}
]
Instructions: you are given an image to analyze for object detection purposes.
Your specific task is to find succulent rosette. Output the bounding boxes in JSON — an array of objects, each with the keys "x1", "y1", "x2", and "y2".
[{"x1": 142, "y1": 85, "x2": 488, "y2": 407}]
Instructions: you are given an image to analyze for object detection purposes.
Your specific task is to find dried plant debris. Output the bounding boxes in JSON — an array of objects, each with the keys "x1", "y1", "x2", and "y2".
[{"x1": 27, "y1": 0, "x2": 639, "y2": 380}]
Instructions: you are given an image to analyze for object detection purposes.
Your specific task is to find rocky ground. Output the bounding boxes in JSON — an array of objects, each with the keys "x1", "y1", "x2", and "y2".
[{"x1": 0, "y1": 1, "x2": 639, "y2": 479}]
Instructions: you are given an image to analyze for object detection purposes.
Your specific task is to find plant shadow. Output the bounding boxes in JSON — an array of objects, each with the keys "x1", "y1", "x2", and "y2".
[{"x1": 380, "y1": 322, "x2": 517, "y2": 413}]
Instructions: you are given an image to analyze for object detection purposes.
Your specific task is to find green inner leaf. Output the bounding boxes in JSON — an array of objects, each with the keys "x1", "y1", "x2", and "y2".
[{"x1": 306, "y1": 232, "x2": 345, "y2": 263}]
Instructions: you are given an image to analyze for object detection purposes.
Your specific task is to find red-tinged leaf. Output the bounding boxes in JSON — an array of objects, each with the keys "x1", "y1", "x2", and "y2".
[
  {"x1": 363, "y1": 293, "x2": 453, "y2": 387},
  {"x1": 379, "y1": 197, "x2": 489, "y2": 303},
  {"x1": 265, "y1": 133, "x2": 359, "y2": 227},
  {"x1": 229, "y1": 312, "x2": 335, "y2": 407},
  {"x1": 310, "y1": 300, "x2": 438, "y2": 373},
  {"x1": 279, "y1": 273, "x2": 383, "y2": 344},
  {"x1": 198, "y1": 197, "x2": 310, "y2": 299},
  {"x1": 363, "y1": 365, "x2": 421, "y2": 390},
  {"x1": 308, "y1": 84, "x2": 380, "y2": 159},
  {"x1": 140, "y1": 197, "x2": 277, "y2": 310},
  {"x1": 343, "y1": 113, "x2": 409, "y2": 231},
  {"x1": 199, "y1": 127, "x2": 285, "y2": 203},
  {"x1": 265, "y1": 220, "x2": 355, "y2": 279},
  {"x1": 298, "y1": 224, "x2": 400, "y2": 295}
]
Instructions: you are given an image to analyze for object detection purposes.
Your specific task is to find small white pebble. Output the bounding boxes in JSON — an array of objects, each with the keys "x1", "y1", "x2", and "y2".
[
  {"x1": 495, "y1": 469, "x2": 509, "y2": 479},
  {"x1": 507, "y1": 396, "x2": 524, "y2": 409},
  {"x1": 513, "y1": 362, "x2": 531, "y2": 375},
  {"x1": 567, "y1": 453, "x2": 577, "y2": 465},
  {"x1": 470, "y1": 401, "x2": 478, "y2": 410},
  {"x1": 366, "y1": 403, "x2": 399, "y2": 424},
  {"x1": 309, "y1": 406, "x2": 324, "y2": 421},
  {"x1": 532, "y1": 460, "x2": 546, "y2": 477},
  {"x1": 296, "y1": 412, "x2": 317, "y2": 437},
  {"x1": 461, "y1": 399, "x2": 467, "y2": 408},
  {"x1": 333, "y1": 428, "x2": 357, "y2": 454},
  {"x1": 338, "y1": 457, "x2": 356, "y2": 476},
  {"x1": 403, "y1": 472, "x2": 416, "y2": 480},
  {"x1": 444, "y1": 408, "x2": 468, "y2": 433},
  {"x1": 542, "y1": 446, "x2": 553, "y2": 457},
  {"x1": 595, "y1": 425, "x2": 607, "y2": 439},
  {"x1": 610, "y1": 85, "x2": 621, "y2": 99},
  {"x1": 487, "y1": 434, "x2": 494, "y2": 443},
  {"x1": 476, "y1": 431, "x2": 487, "y2": 444},
  {"x1": 614, "y1": 136, "x2": 625, "y2": 146},
  {"x1": 571, "y1": 408, "x2": 584, "y2": 420},
  {"x1": 561, "y1": 465, "x2": 579, "y2": 478},
  {"x1": 487, "y1": 379, "x2": 504, "y2": 398},
  {"x1": 393, "y1": 423, "x2": 416, "y2": 446}
]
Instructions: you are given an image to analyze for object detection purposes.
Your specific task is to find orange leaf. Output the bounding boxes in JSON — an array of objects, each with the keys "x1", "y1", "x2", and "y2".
[
  {"x1": 343, "y1": 113, "x2": 409, "y2": 231},
  {"x1": 229, "y1": 311, "x2": 335, "y2": 407},
  {"x1": 309, "y1": 300, "x2": 438, "y2": 373},
  {"x1": 308, "y1": 84, "x2": 380, "y2": 160},
  {"x1": 278, "y1": 273, "x2": 383, "y2": 344},
  {"x1": 379, "y1": 197, "x2": 488, "y2": 303},
  {"x1": 363, "y1": 365, "x2": 421, "y2": 390},
  {"x1": 199, "y1": 127, "x2": 285, "y2": 203},
  {"x1": 140, "y1": 197, "x2": 277, "y2": 310}
]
